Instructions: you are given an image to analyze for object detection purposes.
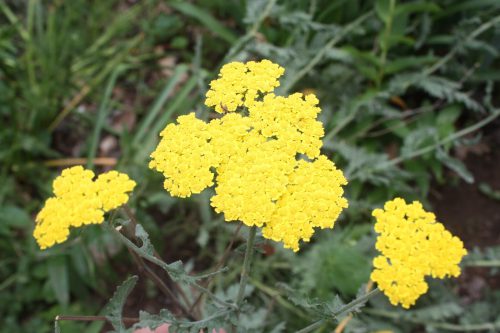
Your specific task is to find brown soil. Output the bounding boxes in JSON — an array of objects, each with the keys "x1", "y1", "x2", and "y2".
[
  {"x1": 430, "y1": 122, "x2": 500, "y2": 299},
  {"x1": 430, "y1": 125, "x2": 500, "y2": 249}
]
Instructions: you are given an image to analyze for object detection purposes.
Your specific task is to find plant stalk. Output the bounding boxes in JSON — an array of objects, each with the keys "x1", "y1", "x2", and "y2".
[
  {"x1": 235, "y1": 226, "x2": 257, "y2": 306},
  {"x1": 295, "y1": 288, "x2": 381, "y2": 333},
  {"x1": 231, "y1": 226, "x2": 257, "y2": 333}
]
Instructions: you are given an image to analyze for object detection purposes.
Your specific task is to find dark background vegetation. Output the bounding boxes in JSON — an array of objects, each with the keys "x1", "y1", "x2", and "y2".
[{"x1": 1, "y1": 0, "x2": 499, "y2": 332}]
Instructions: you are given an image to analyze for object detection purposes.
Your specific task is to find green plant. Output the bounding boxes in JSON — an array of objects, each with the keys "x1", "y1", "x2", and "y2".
[{"x1": 2, "y1": 1, "x2": 500, "y2": 332}]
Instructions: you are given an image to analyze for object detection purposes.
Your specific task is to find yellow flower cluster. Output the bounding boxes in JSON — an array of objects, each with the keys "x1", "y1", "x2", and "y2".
[
  {"x1": 205, "y1": 60, "x2": 285, "y2": 112},
  {"x1": 371, "y1": 198, "x2": 467, "y2": 308},
  {"x1": 149, "y1": 113, "x2": 216, "y2": 198},
  {"x1": 150, "y1": 60, "x2": 348, "y2": 251},
  {"x1": 33, "y1": 166, "x2": 136, "y2": 249}
]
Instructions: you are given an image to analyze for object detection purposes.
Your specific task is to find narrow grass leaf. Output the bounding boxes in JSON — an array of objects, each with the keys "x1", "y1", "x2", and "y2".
[
  {"x1": 133, "y1": 64, "x2": 188, "y2": 145},
  {"x1": 87, "y1": 67, "x2": 123, "y2": 169},
  {"x1": 169, "y1": 2, "x2": 237, "y2": 44}
]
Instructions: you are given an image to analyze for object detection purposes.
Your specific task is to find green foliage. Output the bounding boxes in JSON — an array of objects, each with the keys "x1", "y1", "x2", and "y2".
[
  {"x1": 293, "y1": 226, "x2": 373, "y2": 297},
  {"x1": 1, "y1": 0, "x2": 500, "y2": 332},
  {"x1": 104, "y1": 275, "x2": 139, "y2": 333},
  {"x1": 136, "y1": 308, "x2": 232, "y2": 333}
]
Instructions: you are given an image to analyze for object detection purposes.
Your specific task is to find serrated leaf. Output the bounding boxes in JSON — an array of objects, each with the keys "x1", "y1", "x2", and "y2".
[
  {"x1": 436, "y1": 148, "x2": 474, "y2": 183},
  {"x1": 416, "y1": 76, "x2": 484, "y2": 112},
  {"x1": 307, "y1": 244, "x2": 370, "y2": 296},
  {"x1": 329, "y1": 141, "x2": 409, "y2": 184},
  {"x1": 136, "y1": 308, "x2": 231, "y2": 333},
  {"x1": 277, "y1": 283, "x2": 332, "y2": 317},
  {"x1": 113, "y1": 223, "x2": 201, "y2": 286},
  {"x1": 401, "y1": 127, "x2": 438, "y2": 157},
  {"x1": 134, "y1": 309, "x2": 176, "y2": 331},
  {"x1": 134, "y1": 224, "x2": 155, "y2": 256},
  {"x1": 103, "y1": 275, "x2": 139, "y2": 333}
]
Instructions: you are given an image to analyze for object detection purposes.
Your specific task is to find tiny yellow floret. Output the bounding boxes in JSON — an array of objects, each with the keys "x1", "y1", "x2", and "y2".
[
  {"x1": 371, "y1": 198, "x2": 467, "y2": 308},
  {"x1": 205, "y1": 60, "x2": 285, "y2": 113},
  {"x1": 33, "y1": 166, "x2": 136, "y2": 249},
  {"x1": 149, "y1": 113, "x2": 217, "y2": 197}
]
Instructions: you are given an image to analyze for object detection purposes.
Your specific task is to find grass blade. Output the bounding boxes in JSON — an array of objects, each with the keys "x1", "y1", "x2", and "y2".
[
  {"x1": 87, "y1": 67, "x2": 124, "y2": 170},
  {"x1": 169, "y1": 1, "x2": 237, "y2": 44},
  {"x1": 133, "y1": 64, "x2": 188, "y2": 146}
]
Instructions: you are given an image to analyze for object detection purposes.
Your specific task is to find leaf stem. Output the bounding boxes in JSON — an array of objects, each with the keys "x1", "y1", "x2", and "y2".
[
  {"x1": 294, "y1": 288, "x2": 381, "y2": 333},
  {"x1": 122, "y1": 206, "x2": 193, "y2": 310},
  {"x1": 111, "y1": 218, "x2": 236, "y2": 311},
  {"x1": 351, "y1": 110, "x2": 500, "y2": 180}
]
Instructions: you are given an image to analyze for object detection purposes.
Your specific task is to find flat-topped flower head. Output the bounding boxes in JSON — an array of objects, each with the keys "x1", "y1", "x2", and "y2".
[
  {"x1": 262, "y1": 156, "x2": 348, "y2": 251},
  {"x1": 149, "y1": 113, "x2": 217, "y2": 197},
  {"x1": 205, "y1": 60, "x2": 285, "y2": 113},
  {"x1": 151, "y1": 59, "x2": 348, "y2": 251},
  {"x1": 371, "y1": 198, "x2": 467, "y2": 308},
  {"x1": 249, "y1": 93, "x2": 324, "y2": 159},
  {"x1": 33, "y1": 166, "x2": 135, "y2": 249}
]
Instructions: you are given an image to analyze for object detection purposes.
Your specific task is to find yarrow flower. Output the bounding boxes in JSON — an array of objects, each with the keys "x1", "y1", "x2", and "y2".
[
  {"x1": 150, "y1": 60, "x2": 348, "y2": 251},
  {"x1": 33, "y1": 166, "x2": 136, "y2": 249},
  {"x1": 371, "y1": 198, "x2": 467, "y2": 308},
  {"x1": 205, "y1": 60, "x2": 285, "y2": 112}
]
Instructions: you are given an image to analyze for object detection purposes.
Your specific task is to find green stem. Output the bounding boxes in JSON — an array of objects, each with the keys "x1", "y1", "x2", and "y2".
[
  {"x1": 424, "y1": 14, "x2": 500, "y2": 77},
  {"x1": 385, "y1": 110, "x2": 500, "y2": 167},
  {"x1": 351, "y1": 110, "x2": 500, "y2": 179},
  {"x1": 235, "y1": 226, "x2": 257, "y2": 306},
  {"x1": 295, "y1": 288, "x2": 381, "y2": 333},
  {"x1": 111, "y1": 222, "x2": 236, "y2": 310},
  {"x1": 231, "y1": 226, "x2": 257, "y2": 333}
]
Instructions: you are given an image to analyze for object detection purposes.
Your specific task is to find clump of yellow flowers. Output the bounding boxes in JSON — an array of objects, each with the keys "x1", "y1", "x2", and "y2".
[
  {"x1": 150, "y1": 60, "x2": 348, "y2": 251},
  {"x1": 371, "y1": 198, "x2": 467, "y2": 308},
  {"x1": 32, "y1": 59, "x2": 468, "y2": 313},
  {"x1": 33, "y1": 166, "x2": 135, "y2": 249}
]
